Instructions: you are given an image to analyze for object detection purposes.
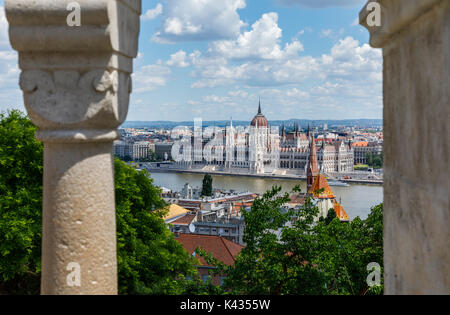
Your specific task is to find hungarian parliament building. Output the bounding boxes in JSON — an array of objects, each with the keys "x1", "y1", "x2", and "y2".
[{"x1": 173, "y1": 102, "x2": 354, "y2": 175}]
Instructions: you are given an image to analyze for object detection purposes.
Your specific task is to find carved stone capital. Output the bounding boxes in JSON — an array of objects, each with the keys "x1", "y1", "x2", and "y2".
[
  {"x1": 5, "y1": 0, "x2": 141, "y2": 142},
  {"x1": 359, "y1": 0, "x2": 445, "y2": 48}
]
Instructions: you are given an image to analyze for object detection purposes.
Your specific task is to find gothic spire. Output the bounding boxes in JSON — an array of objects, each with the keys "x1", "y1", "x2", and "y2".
[
  {"x1": 307, "y1": 131, "x2": 319, "y2": 193},
  {"x1": 320, "y1": 137, "x2": 325, "y2": 174}
]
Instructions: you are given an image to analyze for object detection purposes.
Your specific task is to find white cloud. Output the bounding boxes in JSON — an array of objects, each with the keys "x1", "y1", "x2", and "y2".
[
  {"x1": 277, "y1": 0, "x2": 366, "y2": 8},
  {"x1": 137, "y1": 5, "x2": 381, "y2": 120},
  {"x1": 189, "y1": 35, "x2": 381, "y2": 90},
  {"x1": 142, "y1": 3, "x2": 163, "y2": 21},
  {"x1": 286, "y1": 87, "x2": 309, "y2": 98},
  {"x1": 209, "y1": 12, "x2": 304, "y2": 60},
  {"x1": 325, "y1": 36, "x2": 382, "y2": 81},
  {"x1": 146, "y1": 3, "x2": 382, "y2": 119},
  {"x1": 190, "y1": 51, "x2": 320, "y2": 88},
  {"x1": 152, "y1": 0, "x2": 247, "y2": 42},
  {"x1": 0, "y1": 6, "x2": 22, "y2": 113},
  {"x1": 320, "y1": 29, "x2": 333, "y2": 38},
  {"x1": 132, "y1": 62, "x2": 172, "y2": 93},
  {"x1": 166, "y1": 50, "x2": 190, "y2": 68},
  {"x1": 203, "y1": 95, "x2": 230, "y2": 103},
  {"x1": 228, "y1": 90, "x2": 248, "y2": 98},
  {"x1": 0, "y1": 6, "x2": 10, "y2": 49}
]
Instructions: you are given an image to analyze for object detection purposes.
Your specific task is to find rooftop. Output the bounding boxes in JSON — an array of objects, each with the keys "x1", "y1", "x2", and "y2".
[
  {"x1": 175, "y1": 234, "x2": 244, "y2": 266},
  {"x1": 163, "y1": 204, "x2": 191, "y2": 221},
  {"x1": 171, "y1": 214, "x2": 196, "y2": 226},
  {"x1": 308, "y1": 173, "x2": 336, "y2": 199}
]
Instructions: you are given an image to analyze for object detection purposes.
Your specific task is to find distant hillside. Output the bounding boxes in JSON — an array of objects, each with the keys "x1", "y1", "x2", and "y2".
[{"x1": 122, "y1": 119, "x2": 383, "y2": 129}]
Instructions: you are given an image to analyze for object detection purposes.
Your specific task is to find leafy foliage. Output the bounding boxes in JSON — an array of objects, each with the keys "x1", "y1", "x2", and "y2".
[
  {"x1": 0, "y1": 110, "x2": 42, "y2": 294},
  {"x1": 200, "y1": 186, "x2": 384, "y2": 295},
  {"x1": 323, "y1": 208, "x2": 337, "y2": 226},
  {"x1": 0, "y1": 111, "x2": 384, "y2": 295},
  {"x1": 181, "y1": 274, "x2": 225, "y2": 295},
  {"x1": 354, "y1": 164, "x2": 369, "y2": 171},
  {"x1": 365, "y1": 152, "x2": 383, "y2": 169},
  {"x1": 0, "y1": 111, "x2": 201, "y2": 295},
  {"x1": 201, "y1": 174, "x2": 213, "y2": 197},
  {"x1": 114, "y1": 159, "x2": 198, "y2": 294}
]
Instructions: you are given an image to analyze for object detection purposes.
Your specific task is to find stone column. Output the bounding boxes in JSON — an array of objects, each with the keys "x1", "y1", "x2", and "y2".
[
  {"x1": 360, "y1": 0, "x2": 449, "y2": 294},
  {"x1": 5, "y1": 0, "x2": 141, "y2": 294}
]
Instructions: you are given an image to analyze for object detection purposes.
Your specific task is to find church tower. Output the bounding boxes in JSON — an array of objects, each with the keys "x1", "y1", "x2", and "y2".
[
  {"x1": 306, "y1": 128, "x2": 319, "y2": 193},
  {"x1": 250, "y1": 100, "x2": 268, "y2": 174},
  {"x1": 225, "y1": 118, "x2": 235, "y2": 168}
]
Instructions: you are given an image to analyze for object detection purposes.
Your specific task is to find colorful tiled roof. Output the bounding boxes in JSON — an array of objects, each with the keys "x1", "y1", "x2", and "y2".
[
  {"x1": 308, "y1": 173, "x2": 336, "y2": 199},
  {"x1": 333, "y1": 201, "x2": 349, "y2": 221},
  {"x1": 288, "y1": 194, "x2": 306, "y2": 207},
  {"x1": 352, "y1": 141, "x2": 369, "y2": 147},
  {"x1": 233, "y1": 201, "x2": 253, "y2": 212},
  {"x1": 171, "y1": 214, "x2": 196, "y2": 226},
  {"x1": 175, "y1": 234, "x2": 244, "y2": 266},
  {"x1": 251, "y1": 102, "x2": 269, "y2": 128},
  {"x1": 163, "y1": 204, "x2": 190, "y2": 221}
]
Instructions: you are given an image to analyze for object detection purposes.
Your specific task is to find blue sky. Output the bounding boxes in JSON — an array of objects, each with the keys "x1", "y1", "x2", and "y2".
[{"x1": 0, "y1": 0, "x2": 382, "y2": 122}]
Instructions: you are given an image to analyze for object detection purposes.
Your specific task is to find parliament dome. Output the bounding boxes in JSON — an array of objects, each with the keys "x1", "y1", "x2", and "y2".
[{"x1": 250, "y1": 101, "x2": 269, "y2": 128}]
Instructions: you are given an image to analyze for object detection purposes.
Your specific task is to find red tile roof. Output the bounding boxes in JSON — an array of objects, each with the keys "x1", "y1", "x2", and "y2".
[
  {"x1": 308, "y1": 173, "x2": 336, "y2": 199},
  {"x1": 175, "y1": 234, "x2": 244, "y2": 266},
  {"x1": 352, "y1": 141, "x2": 369, "y2": 147},
  {"x1": 233, "y1": 201, "x2": 254, "y2": 212},
  {"x1": 333, "y1": 201, "x2": 349, "y2": 221},
  {"x1": 289, "y1": 194, "x2": 306, "y2": 207},
  {"x1": 171, "y1": 214, "x2": 196, "y2": 226}
]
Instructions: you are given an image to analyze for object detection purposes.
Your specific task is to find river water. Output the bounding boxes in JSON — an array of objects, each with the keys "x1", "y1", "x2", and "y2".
[{"x1": 149, "y1": 172, "x2": 383, "y2": 220}]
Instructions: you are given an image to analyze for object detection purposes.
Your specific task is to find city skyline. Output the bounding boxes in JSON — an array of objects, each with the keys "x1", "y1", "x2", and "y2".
[
  {"x1": 121, "y1": 102, "x2": 382, "y2": 127},
  {"x1": 0, "y1": 0, "x2": 382, "y2": 122},
  {"x1": 0, "y1": 0, "x2": 446, "y2": 297}
]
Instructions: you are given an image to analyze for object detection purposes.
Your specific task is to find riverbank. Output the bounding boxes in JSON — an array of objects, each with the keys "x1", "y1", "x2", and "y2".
[
  {"x1": 145, "y1": 167, "x2": 383, "y2": 185},
  {"x1": 148, "y1": 171, "x2": 383, "y2": 220}
]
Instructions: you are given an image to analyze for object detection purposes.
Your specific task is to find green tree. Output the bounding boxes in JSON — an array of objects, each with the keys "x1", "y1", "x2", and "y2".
[
  {"x1": 201, "y1": 174, "x2": 213, "y2": 197},
  {"x1": 365, "y1": 152, "x2": 383, "y2": 169},
  {"x1": 319, "y1": 208, "x2": 337, "y2": 226},
  {"x1": 0, "y1": 110, "x2": 42, "y2": 294},
  {"x1": 200, "y1": 185, "x2": 384, "y2": 295},
  {"x1": 372, "y1": 153, "x2": 383, "y2": 169},
  {"x1": 122, "y1": 155, "x2": 133, "y2": 162},
  {"x1": 180, "y1": 276, "x2": 225, "y2": 295},
  {"x1": 114, "y1": 159, "x2": 199, "y2": 294},
  {"x1": 138, "y1": 150, "x2": 156, "y2": 162},
  {"x1": 365, "y1": 152, "x2": 374, "y2": 166},
  {"x1": 0, "y1": 111, "x2": 201, "y2": 295}
]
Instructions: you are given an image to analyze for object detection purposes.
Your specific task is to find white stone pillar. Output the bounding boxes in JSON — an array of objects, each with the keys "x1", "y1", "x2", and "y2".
[
  {"x1": 360, "y1": 0, "x2": 449, "y2": 294},
  {"x1": 5, "y1": 0, "x2": 141, "y2": 294}
]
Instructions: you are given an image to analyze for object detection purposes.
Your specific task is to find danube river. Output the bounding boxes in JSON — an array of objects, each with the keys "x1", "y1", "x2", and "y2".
[{"x1": 149, "y1": 172, "x2": 383, "y2": 220}]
